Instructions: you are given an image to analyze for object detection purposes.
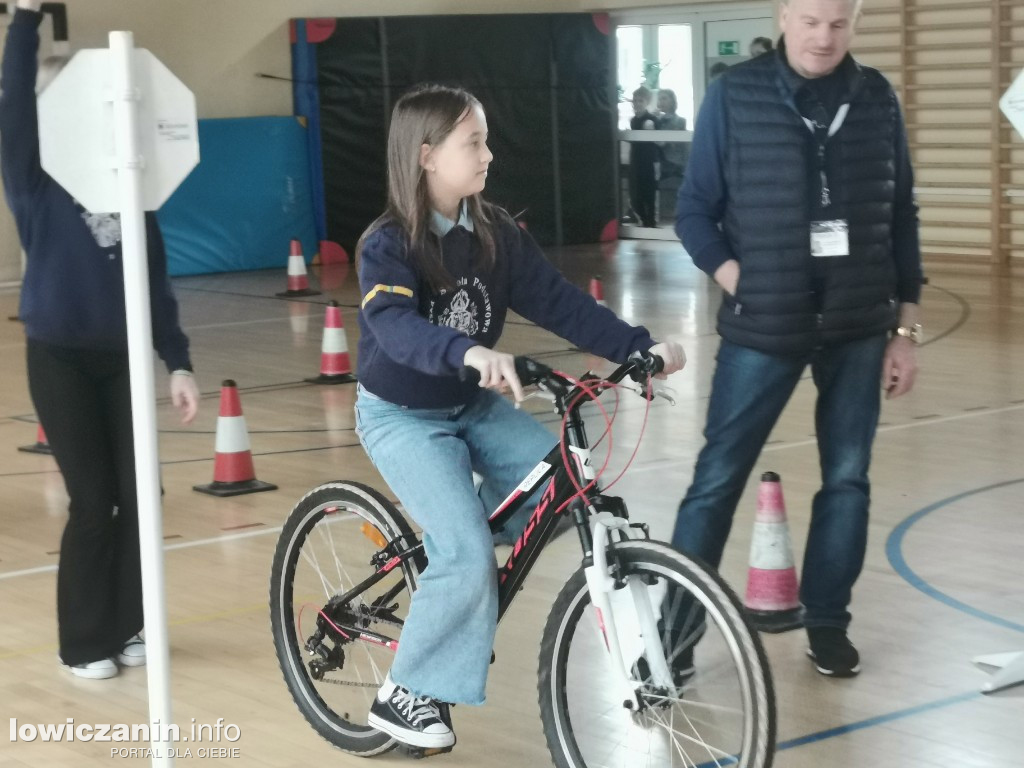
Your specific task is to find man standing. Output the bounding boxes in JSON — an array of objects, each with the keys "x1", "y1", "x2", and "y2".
[{"x1": 671, "y1": 0, "x2": 923, "y2": 677}]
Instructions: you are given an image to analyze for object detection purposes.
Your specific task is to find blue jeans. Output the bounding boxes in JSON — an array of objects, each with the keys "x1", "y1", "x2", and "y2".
[
  {"x1": 354, "y1": 386, "x2": 556, "y2": 704},
  {"x1": 671, "y1": 335, "x2": 887, "y2": 629}
]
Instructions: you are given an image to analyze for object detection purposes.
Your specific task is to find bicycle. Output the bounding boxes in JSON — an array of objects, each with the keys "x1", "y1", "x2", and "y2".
[{"x1": 270, "y1": 351, "x2": 776, "y2": 767}]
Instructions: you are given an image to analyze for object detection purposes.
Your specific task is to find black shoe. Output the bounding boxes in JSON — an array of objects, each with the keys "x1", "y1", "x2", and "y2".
[
  {"x1": 634, "y1": 644, "x2": 696, "y2": 689},
  {"x1": 368, "y1": 678, "x2": 455, "y2": 749},
  {"x1": 806, "y1": 626, "x2": 861, "y2": 677}
]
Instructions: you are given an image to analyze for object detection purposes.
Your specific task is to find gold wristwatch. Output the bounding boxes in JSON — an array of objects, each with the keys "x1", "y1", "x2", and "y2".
[{"x1": 894, "y1": 323, "x2": 922, "y2": 344}]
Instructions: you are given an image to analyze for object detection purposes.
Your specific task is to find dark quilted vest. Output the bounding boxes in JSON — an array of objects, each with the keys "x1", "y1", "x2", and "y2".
[{"x1": 717, "y1": 53, "x2": 900, "y2": 354}]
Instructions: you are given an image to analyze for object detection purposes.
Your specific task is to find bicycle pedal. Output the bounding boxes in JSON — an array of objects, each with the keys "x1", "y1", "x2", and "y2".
[{"x1": 397, "y1": 744, "x2": 455, "y2": 759}]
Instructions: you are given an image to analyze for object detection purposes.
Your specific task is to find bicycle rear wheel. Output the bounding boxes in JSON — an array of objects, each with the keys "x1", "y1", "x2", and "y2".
[
  {"x1": 269, "y1": 481, "x2": 421, "y2": 756},
  {"x1": 539, "y1": 540, "x2": 775, "y2": 768}
]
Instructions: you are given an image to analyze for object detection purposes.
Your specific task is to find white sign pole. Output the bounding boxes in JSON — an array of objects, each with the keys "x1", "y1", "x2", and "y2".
[{"x1": 109, "y1": 31, "x2": 174, "y2": 767}]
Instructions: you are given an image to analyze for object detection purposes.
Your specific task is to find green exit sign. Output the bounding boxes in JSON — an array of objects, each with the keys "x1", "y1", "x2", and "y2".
[{"x1": 718, "y1": 41, "x2": 740, "y2": 55}]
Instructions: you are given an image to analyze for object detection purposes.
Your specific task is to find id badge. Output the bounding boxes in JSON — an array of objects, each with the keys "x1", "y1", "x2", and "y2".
[{"x1": 810, "y1": 220, "x2": 849, "y2": 257}]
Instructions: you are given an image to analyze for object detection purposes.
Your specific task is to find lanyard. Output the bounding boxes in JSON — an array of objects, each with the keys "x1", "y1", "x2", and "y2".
[{"x1": 802, "y1": 103, "x2": 850, "y2": 208}]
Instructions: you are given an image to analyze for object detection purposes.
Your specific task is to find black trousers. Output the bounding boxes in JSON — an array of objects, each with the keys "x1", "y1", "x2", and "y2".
[
  {"x1": 630, "y1": 164, "x2": 658, "y2": 228},
  {"x1": 27, "y1": 339, "x2": 142, "y2": 665}
]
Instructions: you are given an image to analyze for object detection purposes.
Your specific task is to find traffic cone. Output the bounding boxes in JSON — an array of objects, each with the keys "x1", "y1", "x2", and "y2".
[
  {"x1": 744, "y1": 471, "x2": 803, "y2": 633},
  {"x1": 305, "y1": 300, "x2": 356, "y2": 384},
  {"x1": 193, "y1": 380, "x2": 278, "y2": 497},
  {"x1": 276, "y1": 239, "x2": 321, "y2": 298},
  {"x1": 18, "y1": 423, "x2": 53, "y2": 455},
  {"x1": 589, "y1": 276, "x2": 607, "y2": 307}
]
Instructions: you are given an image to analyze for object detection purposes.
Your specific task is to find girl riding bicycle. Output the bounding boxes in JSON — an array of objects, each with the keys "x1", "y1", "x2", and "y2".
[{"x1": 353, "y1": 84, "x2": 685, "y2": 750}]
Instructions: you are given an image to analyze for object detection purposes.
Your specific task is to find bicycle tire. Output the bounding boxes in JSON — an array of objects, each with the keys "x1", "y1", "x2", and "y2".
[
  {"x1": 269, "y1": 481, "x2": 421, "y2": 756},
  {"x1": 538, "y1": 539, "x2": 775, "y2": 768}
]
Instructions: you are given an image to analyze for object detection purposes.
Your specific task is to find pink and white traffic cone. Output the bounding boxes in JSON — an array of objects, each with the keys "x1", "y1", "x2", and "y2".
[
  {"x1": 306, "y1": 301, "x2": 356, "y2": 384},
  {"x1": 193, "y1": 380, "x2": 277, "y2": 497},
  {"x1": 744, "y1": 471, "x2": 803, "y2": 633},
  {"x1": 589, "y1": 276, "x2": 607, "y2": 307},
  {"x1": 18, "y1": 423, "x2": 53, "y2": 455},
  {"x1": 276, "y1": 239, "x2": 321, "y2": 297}
]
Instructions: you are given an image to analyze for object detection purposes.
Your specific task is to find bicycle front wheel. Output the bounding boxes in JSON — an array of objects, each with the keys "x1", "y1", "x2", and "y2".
[
  {"x1": 539, "y1": 540, "x2": 775, "y2": 768},
  {"x1": 269, "y1": 481, "x2": 421, "y2": 756}
]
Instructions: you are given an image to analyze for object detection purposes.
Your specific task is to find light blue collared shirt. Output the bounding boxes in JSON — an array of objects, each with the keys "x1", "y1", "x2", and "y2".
[{"x1": 429, "y1": 200, "x2": 475, "y2": 237}]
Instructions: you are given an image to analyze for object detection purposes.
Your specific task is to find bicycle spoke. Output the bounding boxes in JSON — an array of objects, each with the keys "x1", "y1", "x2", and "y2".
[
  {"x1": 539, "y1": 543, "x2": 773, "y2": 768},
  {"x1": 272, "y1": 486, "x2": 418, "y2": 756}
]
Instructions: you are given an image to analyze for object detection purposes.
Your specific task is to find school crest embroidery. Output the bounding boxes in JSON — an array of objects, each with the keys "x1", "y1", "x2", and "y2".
[
  {"x1": 439, "y1": 289, "x2": 479, "y2": 336},
  {"x1": 430, "y1": 277, "x2": 493, "y2": 338}
]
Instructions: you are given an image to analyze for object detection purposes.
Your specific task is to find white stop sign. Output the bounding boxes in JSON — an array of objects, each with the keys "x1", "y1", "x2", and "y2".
[
  {"x1": 38, "y1": 47, "x2": 198, "y2": 213},
  {"x1": 1001, "y1": 69, "x2": 1024, "y2": 141}
]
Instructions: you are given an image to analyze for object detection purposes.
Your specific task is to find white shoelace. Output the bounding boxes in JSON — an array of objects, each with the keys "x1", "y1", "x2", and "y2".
[{"x1": 390, "y1": 688, "x2": 442, "y2": 728}]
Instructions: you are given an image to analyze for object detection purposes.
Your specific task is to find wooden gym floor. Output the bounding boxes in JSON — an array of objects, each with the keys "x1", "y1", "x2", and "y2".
[{"x1": 0, "y1": 240, "x2": 1021, "y2": 767}]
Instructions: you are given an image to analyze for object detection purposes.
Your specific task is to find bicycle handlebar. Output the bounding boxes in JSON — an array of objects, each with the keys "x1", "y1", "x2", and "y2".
[{"x1": 459, "y1": 349, "x2": 665, "y2": 404}]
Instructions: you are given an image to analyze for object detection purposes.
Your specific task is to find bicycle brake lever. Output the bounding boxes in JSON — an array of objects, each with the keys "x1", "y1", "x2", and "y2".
[
  {"x1": 653, "y1": 387, "x2": 677, "y2": 406},
  {"x1": 622, "y1": 382, "x2": 677, "y2": 405},
  {"x1": 514, "y1": 389, "x2": 557, "y2": 410}
]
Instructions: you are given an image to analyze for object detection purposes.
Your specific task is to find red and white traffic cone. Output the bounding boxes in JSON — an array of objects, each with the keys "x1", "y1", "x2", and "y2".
[
  {"x1": 193, "y1": 380, "x2": 277, "y2": 497},
  {"x1": 276, "y1": 239, "x2": 321, "y2": 298},
  {"x1": 589, "y1": 276, "x2": 607, "y2": 307},
  {"x1": 18, "y1": 423, "x2": 53, "y2": 455},
  {"x1": 744, "y1": 471, "x2": 803, "y2": 633},
  {"x1": 306, "y1": 300, "x2": 356, "y2": 384}
]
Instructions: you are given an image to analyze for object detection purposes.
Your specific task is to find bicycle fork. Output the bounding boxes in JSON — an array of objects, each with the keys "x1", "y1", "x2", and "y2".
[{"x1": 584, "y1": 514, "x2": 675, "y2": 712}]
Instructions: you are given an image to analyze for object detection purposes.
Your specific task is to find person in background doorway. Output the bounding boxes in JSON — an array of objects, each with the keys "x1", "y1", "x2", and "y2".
[
  {"x1": 655, "y1": 88, "x2": 689, "y2": 225},
  {"x1": 750, "y1": 36, "x2": 774, "y2": 57},
  {"x1": 670, "y1": 0, "x2": 922, "y2": 678},
  {"x1": 628, "y1": 85, "x2": 659, "y2": 228},
  {"x1": 0, "y1": 0, "x2": 200, "y2": 680}
]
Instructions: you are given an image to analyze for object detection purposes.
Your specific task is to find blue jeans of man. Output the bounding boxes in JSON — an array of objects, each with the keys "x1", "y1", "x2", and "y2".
[
  {"x1": 354, "y1": 385, "x2": 556, "y2": 705},
  {"x1": 671, "y1": 334, "x2": 887, "y2": 629}
]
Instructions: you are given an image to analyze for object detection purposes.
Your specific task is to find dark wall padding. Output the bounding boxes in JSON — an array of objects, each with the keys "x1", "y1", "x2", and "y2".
[{"x1": 298, "y1": 13, "x2": 615, "y2": 253}]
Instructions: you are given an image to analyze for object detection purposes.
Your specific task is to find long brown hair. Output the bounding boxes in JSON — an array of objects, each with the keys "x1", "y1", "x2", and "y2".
[{"x1": 356, "y1": 84, "x2": 499, "y2": 292}]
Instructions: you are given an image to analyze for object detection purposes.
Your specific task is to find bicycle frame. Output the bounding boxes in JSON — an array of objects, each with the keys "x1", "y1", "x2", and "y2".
[{"x1": 317, "y1": 355, "x2": 673, "y2": 700}]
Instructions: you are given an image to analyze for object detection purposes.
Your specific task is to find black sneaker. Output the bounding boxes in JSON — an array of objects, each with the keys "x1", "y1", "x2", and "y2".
[
  {"x1": 806, "y1": 626, "x2": 861, "y2": 677},
  {"x1": 633, "y1": 644, "x2": 696, "y2": 689},
  {"x1": 367, "y1": 677, "x2": 455, "y2": 749}
]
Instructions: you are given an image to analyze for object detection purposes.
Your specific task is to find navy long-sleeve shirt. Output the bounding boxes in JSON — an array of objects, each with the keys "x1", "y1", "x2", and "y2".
[
  {"x1": 676, "y1": 50, "x2": 922, "y2": 305},
  {"x1": 357, "y1": 212, "x2": 654, "y2": 408},
  {"x1": 0, "y1": 9, "x2": 191, "y2": 371}
]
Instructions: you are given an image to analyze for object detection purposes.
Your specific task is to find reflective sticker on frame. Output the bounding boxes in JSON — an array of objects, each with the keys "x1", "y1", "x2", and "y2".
[{"x1": 517, "y1": 461, "x2": 552, "y2": 492}]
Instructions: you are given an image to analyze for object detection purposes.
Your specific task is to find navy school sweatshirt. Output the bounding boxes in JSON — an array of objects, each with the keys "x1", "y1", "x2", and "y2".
[
  {"x1": 0, "y1": 8, "x2": 191, "y2": 371},
  {"x1": 357, "y1": 211, "x2": 654, "y2": 409}
]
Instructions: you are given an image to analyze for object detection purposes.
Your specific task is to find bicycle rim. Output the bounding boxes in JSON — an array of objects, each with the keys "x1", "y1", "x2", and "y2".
[
  {"x1": 270, "y1": 482, "x2": 419, "y2": 755},
  {"x1": 539, "y1": 540, "x2": 775, "y2": 768}
]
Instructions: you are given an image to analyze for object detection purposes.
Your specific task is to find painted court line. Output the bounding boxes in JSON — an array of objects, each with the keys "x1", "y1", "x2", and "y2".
[
  {"x1": 0, "y1": 526, "x2": 283, "y2": 581},
  {"x1": 632, "y1": 402, "x2": 1024, "y2": 475}
]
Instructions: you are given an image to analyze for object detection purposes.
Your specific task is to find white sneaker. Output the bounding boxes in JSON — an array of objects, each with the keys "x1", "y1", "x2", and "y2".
[
  {"x1": 117, "y1": 634, "x2": 146, "y2": 667},
  {"x1": 61, "y1": 658, "x2": 119, "y2": 680}
]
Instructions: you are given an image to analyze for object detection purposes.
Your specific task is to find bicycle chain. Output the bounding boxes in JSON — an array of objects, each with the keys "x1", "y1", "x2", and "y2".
[{"x1": 309, "y1": 610, "x2": 403, "y2": 689}]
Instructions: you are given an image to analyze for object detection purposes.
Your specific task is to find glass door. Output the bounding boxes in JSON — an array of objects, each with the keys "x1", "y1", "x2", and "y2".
[{"x1": 614, "y1": 4, "x2": 775, "y2": 242}]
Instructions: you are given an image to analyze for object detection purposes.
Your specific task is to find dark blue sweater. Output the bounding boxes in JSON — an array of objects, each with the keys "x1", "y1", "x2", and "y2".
[
  {"x1": 357, "y1": 213, "x2": 654, "y2": 408},
  {"x1": 0, "y1": 9, "x2": 191, "y2": 371}
]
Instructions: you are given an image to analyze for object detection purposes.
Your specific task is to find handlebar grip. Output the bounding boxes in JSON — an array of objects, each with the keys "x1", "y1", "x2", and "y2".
[
  {"x1": 626, "y1": 349, "x2": 664, "y2": 382},
  {"x1": 458, "y1": 356, "x2": 554, "y2": 387}
]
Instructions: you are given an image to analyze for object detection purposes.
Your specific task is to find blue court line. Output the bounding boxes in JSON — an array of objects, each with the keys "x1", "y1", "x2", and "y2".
[
  {"x1": 776, "y1": 689, "x2": 980, "y2": 750},
  {"x1": 696, "y1": 692, "x2": 974, "y2": 768},
  {"x1": 885, "y1": 477, "x2": 1024, "y2": 635},
  {"x1": 694, "y1": 689, "x2": 981, "y2": 766}
]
